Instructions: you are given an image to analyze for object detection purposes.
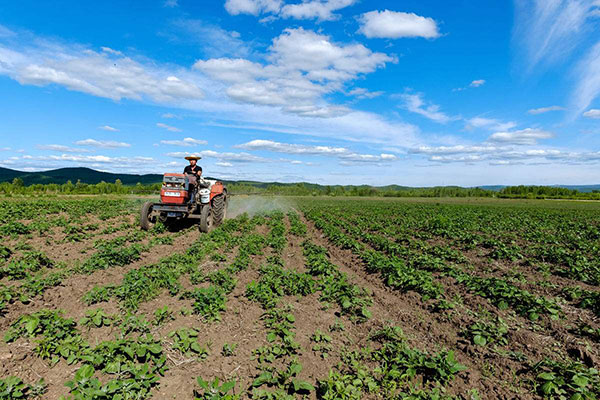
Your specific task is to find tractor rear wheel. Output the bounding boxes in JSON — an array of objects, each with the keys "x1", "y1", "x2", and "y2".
[
  {"x1": 199, "y1": 205, "x2": 212, "y2": 233},
  {"x1": 212, "y1": 194, "x2": 227, "y2": 227},
  {"x1": 140, "y1": 202, "x2": 155, "y2": 231}
]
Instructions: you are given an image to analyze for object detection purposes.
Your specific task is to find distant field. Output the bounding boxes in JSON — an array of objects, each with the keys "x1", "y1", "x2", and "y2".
[{"x1": 0, "y1": 196, "x2": 598, "y2": 399}]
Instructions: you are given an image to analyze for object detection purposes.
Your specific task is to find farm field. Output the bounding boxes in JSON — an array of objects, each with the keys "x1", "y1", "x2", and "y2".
[{"x1": 0, "y1": 196, "x2": 599, "y2": 399}]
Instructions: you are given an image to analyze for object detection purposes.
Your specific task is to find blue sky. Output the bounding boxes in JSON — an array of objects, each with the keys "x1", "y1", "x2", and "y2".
[{"x1": 1, "y1": 0, "x2": 599, "y2": 186}]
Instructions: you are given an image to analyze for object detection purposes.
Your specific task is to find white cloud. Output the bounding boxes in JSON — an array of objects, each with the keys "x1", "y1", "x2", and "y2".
[
  {"x1": 488, "y1": 128, "x2": 554, "y2": 145},
  {"x1": 572, "y1": 41, "x2": 600, "y2": 116},
  {"x1": 411, "y1": 142, "x2": 600, "y2": 165},
  {"x1": 583, "y1": 108, "x2": 600, "y2": 118},
  {"x1": 160, "y1": 138, "x2": 208, "y2": 146},
  {"x1": 466, "y1": 117, "x2": 517, "y2": 131},
  {"x1": 348, "y1": 87, "x2": 383, "y2": 99},
  {"x1": 216, "y1": 162, "x2": 233, "y2": 167},
  {"x1": 236, "y1": 139, "x2": 398, "y2": 164},
  {"x1": 224, "y1": 0, "x2": 281, "y2": 15},
  {"x1": 167, "y1": 150, "x2": 270, "y2": 163},
  {"x1": 339, "y1": 153, "x2": 397, "y2": 163},
  {"x1": 21, "y1": 153, "x2": 153, "y2": 164},
  {"x1": 400, "y1": 93, "x2": 455, "y2": 124},
  {"x1": 156, "y1": 122, "x2": 182, "y2": 132},
  {"x1": 164, "y1": 0, "x2": 178, "y2": 7},
  {"x1": 224, "y1": 0, "x2": 356, "y2": 20},
  {"x1": 283, "y1": 105, "x2": 351, "y2": 118},
  {"x1": 75, "y1": 139, "x2": 131, "y2": 149},
  {"x1": 514, "y1": 1, "x2": 600, "y2": 115},
  {"x1": 513, "y1": 0, "x2": 599, "y2": 69},
  {"x1": 0, "y1": 38, "x2": 203, "y2": 103},
  {"x1": 37, "y1": 144, "x2": 91, "y2": 153},
  {"x1": 168, "y1": 19, "x2": 251, "y2": 59},
  {"x1": 528, "y1": 105, "x2": 565, "y2": 114},
  {"x1": 236, "y1": 139, "x2": 348, "y2": 155},
  {"x1": 99, "y1": 125, "x2": 118, "y2": 131},
  {"x1": 194, "y1": 28, "x2": 393, "y2": 114},
  {"x1": 161, "y1": 113, "x2": 180, "y2": 119},
  {"x1": 280, "y1": 0, "x2": 357, "y2": 21},
  {"x1": 411, "y1": 145, "x2": 503, "y2": 155},
  {"x1": 470, "y1": 79, "x2": 486, "y2": 87},
  {"x1": 358, "y1": 10, "x2": 440, "y2": 39}
]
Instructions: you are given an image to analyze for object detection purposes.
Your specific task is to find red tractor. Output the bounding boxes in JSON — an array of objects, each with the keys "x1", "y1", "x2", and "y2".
[{"x1": 140, "y1": 173, "x2": 227, "y2": 232}]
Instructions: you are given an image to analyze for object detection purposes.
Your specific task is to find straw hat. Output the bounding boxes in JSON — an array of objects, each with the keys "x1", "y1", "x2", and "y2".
[{"x1": 184, "y1": 155, "x2": 202, "y2": 160}]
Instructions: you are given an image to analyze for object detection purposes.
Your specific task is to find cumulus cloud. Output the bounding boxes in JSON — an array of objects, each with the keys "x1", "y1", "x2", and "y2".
[
  {"x1": 358, "y1": 10, "x2": 440, "y2": 39},
  {"x1": 160, "y1": 138, "x2": 208, "y2": 146},
  {"x1": 75, "y1": 139, "x2": 131, "y2": 148},
  {"x1": 488, "y1": 128, "x2": 554, "y2": 145},
  {"x1": 470, "y1": 79, "x2": 485, "y2": 87},
  {"x1": 400, "y1": 93, "x2": 455, "y2": 123},
  {"x1": 194, "y1": 28, "x2": 393, "y2": 115},
  {"x1": 528, "y1": 105, "x2": 565, "y2": 114},
  {"x1": 583, "y1": 108, "x2": 600, "y2": 118},
  {"x1": 99, "y1": 125, "x2": 118, "y2": 131},
  {"x1": 156, "y1": 122, "x2": 182, "y2": 132}
]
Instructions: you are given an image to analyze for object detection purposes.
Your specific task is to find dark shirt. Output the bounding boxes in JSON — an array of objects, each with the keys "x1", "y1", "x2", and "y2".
[{"x1": 183, "y1": 165, "x2": 202, "y2": 176}]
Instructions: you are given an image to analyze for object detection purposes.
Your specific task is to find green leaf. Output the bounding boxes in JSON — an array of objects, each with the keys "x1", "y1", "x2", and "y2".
[
  {"x1": 252, "y1": 372, "x2": 272, "y2": 387},
  {"x1": 75, "y1": 364, "x2": 95, "y2": 382},
  {"x1": 220, "y1": 380, "x2": 235, "y2": 393},
  {"x1": 292, "y1": 379, "x2": 314, "y2": 393},
  {"x1": 537, "y1": 372, "x2": 556, "y2": 381},
  {"x1": 571, "y1": 374, "x2": 589, "y2": 388},
  {"x1": 473, "y1": 335, "x2": 487, "y2": 346}
]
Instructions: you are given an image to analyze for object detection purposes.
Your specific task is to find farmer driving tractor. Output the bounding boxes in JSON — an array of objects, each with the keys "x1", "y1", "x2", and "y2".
[
  {"x1": 140, "y1": 155, "x2": 227, "y2": 233},
  {"x1": 183, "y1": 155, "x2": 208, "y2": 203}
]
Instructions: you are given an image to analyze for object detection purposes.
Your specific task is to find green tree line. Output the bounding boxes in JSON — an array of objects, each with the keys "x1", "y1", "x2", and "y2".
[{"x1": 2, "y1": 178, "x2": 599, "y2": 200}]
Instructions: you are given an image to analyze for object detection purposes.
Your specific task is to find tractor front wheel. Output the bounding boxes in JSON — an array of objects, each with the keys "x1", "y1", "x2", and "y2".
[
  {"x1": 199, "y1": 205, "x2": 212, "y2": 233},
  {"x1": 140, "y1": 202, "x2": 155, "y2": 231}
]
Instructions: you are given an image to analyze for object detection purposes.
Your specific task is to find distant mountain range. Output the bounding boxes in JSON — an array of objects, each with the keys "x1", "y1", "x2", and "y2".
[{"x1": 0, "y1": 167, "x2": 599, "y2": 192}]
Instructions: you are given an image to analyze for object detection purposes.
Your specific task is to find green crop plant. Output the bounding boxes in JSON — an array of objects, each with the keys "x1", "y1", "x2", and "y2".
[
  {"x1": 82, "y1": 285, "x2": 116, "y2": 305},
  {"x1": 463, "y1": 317, "x2": 509, "y2": 346},
  {"x1": 182, "y1": 286, "x2": 227, "y2": 321},
  {"x1": 311, "y1": 329, "x2": 333, "y2": 359},
  {"x1": 194, "y1": 377, "x2": 240, "y2": 400},
  {"x1": 79, "y1": 308, "x2": 115, "y2": 329},
  {"x1": 531, "y1": 358, "x2": 599, "y2": 399},
  {"x1": 152, "y1": 305, "x2": 174, "y2": 326},
  {"x1": 0, "y1": 376, "x2": 46, "y2": 399},
  {"x1": 169, "y1": 328, "x2": 209, "y2": 358}
]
